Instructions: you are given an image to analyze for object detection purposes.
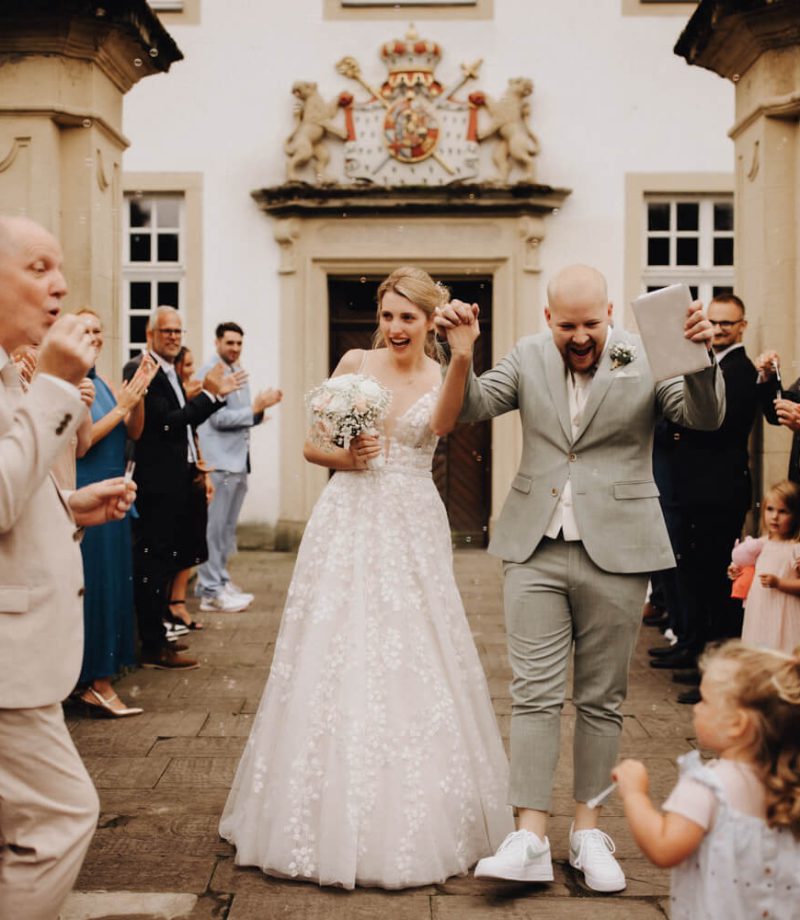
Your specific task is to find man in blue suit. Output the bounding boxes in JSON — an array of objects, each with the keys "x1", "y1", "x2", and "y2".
[{"x1": 197, "y1": 323, "x2": 282, "y2": 612}]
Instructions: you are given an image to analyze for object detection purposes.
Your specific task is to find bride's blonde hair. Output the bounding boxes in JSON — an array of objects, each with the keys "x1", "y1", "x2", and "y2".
[{"x1": 372, "y1": 266, "x2": 449, "y2": 360}]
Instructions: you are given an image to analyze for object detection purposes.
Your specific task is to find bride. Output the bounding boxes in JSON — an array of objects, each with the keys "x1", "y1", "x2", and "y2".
[{"x1": 219, "y1": 266, "x2": 513, "y2": 888}]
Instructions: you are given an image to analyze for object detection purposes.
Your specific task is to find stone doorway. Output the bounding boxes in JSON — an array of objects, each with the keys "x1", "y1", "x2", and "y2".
[{"x1": 328, "y1": 275, "x2": 492, "y2": 546}]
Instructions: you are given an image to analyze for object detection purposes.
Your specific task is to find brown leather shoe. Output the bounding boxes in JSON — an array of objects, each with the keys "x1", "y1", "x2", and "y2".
[{"x1": 141, "y1": 649, "x2": 199, "y2": 670}]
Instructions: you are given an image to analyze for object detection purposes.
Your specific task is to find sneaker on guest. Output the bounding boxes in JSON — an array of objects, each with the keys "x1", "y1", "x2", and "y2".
[
  {"x1": 163, "y1": 620, "x2": 189, "y2": 640},
  {"x1": 473, "y1": 829, "x2": 553, "y2": 882},
  {"x1": 199, "y1": 591, "x2": 251, "y2": 613},
  {"x1": 222, "y1": 581, "x2": 254, "y2": 605},
  {"x1": 569, "y1": 825, "x2": 626, "y2": 892}
]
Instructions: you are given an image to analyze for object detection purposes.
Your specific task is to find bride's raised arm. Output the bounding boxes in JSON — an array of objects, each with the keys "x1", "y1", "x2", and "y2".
[
  {"x1": 302, "y1": 349, "x2": 382, "y2": 471},
  {"x1": 430, "y1": 306, "x2": 480, "y2": 437}
]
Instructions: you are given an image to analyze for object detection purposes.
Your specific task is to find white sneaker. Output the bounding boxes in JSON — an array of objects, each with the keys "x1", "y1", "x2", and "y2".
[
  {"x1": 569, "y1": 825, "x2": 626, "y2": 892},
  {"x1": 199, "y1": 591, "x2": 251, "y2": 613},
  {"x1": 474, "y1": 830, "x2": 553, "y2": 882},
  {"x1": 223, "y1": 581, "x2": 254, "y2": 604}
]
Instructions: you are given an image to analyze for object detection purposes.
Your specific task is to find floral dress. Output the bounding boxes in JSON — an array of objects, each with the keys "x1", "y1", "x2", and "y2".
[{"x1": 219, "y1": 385, "x2": 513, "y2": 888}]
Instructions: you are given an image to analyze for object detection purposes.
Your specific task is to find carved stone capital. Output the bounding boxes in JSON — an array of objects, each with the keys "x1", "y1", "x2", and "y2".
[
  {"x1": 273, "y1": 217, "x2": 301, "y2": 274},
  {"x1": 518, "y1": 215, "x2": 544, "y2": 273}
]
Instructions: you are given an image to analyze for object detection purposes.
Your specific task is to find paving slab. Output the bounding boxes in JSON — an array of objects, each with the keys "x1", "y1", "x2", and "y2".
[{"x1": 68, "y1": 549, "x2": 697, "y2": 919}]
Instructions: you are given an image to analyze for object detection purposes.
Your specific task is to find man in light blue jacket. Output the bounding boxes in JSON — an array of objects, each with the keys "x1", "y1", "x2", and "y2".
[{"x1": 197, "y1": 323, "x2": 282, "y2": 612}]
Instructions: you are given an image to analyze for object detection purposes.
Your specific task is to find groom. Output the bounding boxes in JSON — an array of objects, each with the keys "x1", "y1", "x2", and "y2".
[{"x1": 436, "y1": 264, "x2": 723, "y2": 891}]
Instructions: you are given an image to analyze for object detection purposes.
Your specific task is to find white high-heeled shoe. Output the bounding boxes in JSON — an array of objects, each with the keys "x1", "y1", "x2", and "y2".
[{"x1": 80, "y1": 687, "x2": 143, "y2": 718}]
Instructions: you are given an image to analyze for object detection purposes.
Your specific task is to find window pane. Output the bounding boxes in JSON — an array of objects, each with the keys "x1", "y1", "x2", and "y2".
[
  {"x1": 157, "y1": 233, "x2": 179, "y2": 262},
  {"x1": 689, "y1": 286, "x2": 698, "y2": 300},
  {"x1": 130, "y1": 233, "x2": 151, "y2": 262},
  {"x1": 713, "y1": 286, "x2": 733, "y2": 298},
  {"x1": 676, "y1": 237, "x2": 699, "y2": 265},
  {"x1": 129, "y1": 199, "x2": 152, "y2": 228},
  {"x1": 129, "y1": 314, "x2": 149, "y2": 343},
  {"x1": 130, "y1": 281, "x2": 151, "y2": 310},
  {"x1": 157, "y1": 198, "x2": 180, "y2": 228},
  {"x1": 647, "y1": 203, "x2": 670, "y2": 232},
  {"x1": 157, "y1": 281, "x2": 180, "y2": 307},
  {"x1": 713, "y1": 237, "x2": 734, "y2": 266},
  {"x1": 676, "y1": 203, "x2": 698, "y2": 231},
  {"x1": 648, "y1": 237, "x2": 670, "y2": 266},
  {"x1": 714, "y1": 202, "x2": 734, "y2": 231},
  {"x1": 129, "y1": 347, "x2": 143, "y2": 360}
]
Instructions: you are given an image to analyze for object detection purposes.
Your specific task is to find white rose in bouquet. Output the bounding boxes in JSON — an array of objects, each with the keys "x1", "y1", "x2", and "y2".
[{"x1": 305, "y1": 373, "x2": 392, "y2": 470}]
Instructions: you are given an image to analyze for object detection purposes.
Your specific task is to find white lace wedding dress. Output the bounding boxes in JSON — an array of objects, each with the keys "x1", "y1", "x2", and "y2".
[{"x1": 219, "y1": 385, "x2": 513, "y2": 889}]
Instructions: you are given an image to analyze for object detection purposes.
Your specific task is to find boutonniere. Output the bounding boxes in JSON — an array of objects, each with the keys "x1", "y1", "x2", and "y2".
[{"x1": 609, "y1": 343, "x2": 637, "y2": 370}]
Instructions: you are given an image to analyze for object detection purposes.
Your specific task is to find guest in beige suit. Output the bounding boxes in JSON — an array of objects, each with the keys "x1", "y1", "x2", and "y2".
[{"x1": 0, "y1": 216, "x2": 136, "y2": 920}]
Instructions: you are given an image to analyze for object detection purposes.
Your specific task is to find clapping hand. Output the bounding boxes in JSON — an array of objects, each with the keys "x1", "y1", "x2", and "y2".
[
  {"x1": 253, "y1": 387, "x2": 283, "y2": 415},
  {"x1": 683, "y1": 301, "x2": 713, "y2": 347},
  {"x1": 12, "y1": 346, "x2": 38, "y2": 386},
  {"x1": 118, "y1": 355, "x2": 158, "y2": 412},
  {"x1": 203, "y1": 362, "x2": 248, "y2": 398}
]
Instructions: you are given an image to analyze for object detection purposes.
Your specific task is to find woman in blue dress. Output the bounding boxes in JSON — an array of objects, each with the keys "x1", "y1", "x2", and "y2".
[{"x1": 75, "y1": 309, "x2": 158, "y2": 717}]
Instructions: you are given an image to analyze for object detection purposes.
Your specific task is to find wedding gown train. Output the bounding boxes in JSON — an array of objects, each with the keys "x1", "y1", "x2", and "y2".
[{"x1": 219, "y1": 386, "x2": 513, "y2": 888}]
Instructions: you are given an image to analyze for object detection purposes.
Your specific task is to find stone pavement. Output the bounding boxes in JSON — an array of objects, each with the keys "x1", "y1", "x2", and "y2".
[{"x1": 63, "y1": 550, "x2": 695, "y2": 920}]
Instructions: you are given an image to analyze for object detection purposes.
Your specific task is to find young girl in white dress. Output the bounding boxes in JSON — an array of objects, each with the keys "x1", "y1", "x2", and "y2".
[
  {"x1": 612, "y1": 640, "x2": 800, "y2": 920},
  {"x1": 219, "y1": 267, "x2": 513, "y2": 889},
  {"x1": 740, "y1": 480, "x2": 800, "y2": 655}
]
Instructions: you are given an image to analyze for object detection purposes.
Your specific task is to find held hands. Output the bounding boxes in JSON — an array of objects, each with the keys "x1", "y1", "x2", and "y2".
[
  {"x1": 68, "y1": 476, "x2": 137, "y2": 527},
  {"x1": 37, "y1": 315, "x2": 95, "y2": 386},
  {"x1": 611, "y1": 759, "x2": 650, "y2": 798},
  {"x1": 349, "y1": 433, "x2": 381, "y2": 470},
  {"x1": 433, "y1": 299, "x2": 480, "y2": 350},
  {"x1": 683, "y1": 301, "x2": 714, "y2": 348}
]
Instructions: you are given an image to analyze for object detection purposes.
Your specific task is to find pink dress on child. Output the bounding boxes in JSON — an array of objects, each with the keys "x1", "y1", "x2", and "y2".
[{"x1": 741, "y1": 539, "x2": 800, "y2": 654}]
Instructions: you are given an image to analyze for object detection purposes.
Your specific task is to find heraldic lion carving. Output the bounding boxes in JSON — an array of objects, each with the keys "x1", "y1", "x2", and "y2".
[
  {"x1": 473, "y1": 77, "x2": 540, "y2": 184},
  {"x1": 284, "y1": 81, "x2": 349, "y2": 184}
]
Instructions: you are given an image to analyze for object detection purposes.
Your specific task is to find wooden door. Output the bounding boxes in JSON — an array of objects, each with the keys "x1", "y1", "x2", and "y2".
[{"x1": 328, "y1": 275, "x2": 492, "y2": 547}]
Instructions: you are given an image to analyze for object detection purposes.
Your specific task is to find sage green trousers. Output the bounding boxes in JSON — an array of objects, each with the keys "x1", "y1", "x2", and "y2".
[{"x1": 503, "y1": 536, "x2": 648, "y2": 810}]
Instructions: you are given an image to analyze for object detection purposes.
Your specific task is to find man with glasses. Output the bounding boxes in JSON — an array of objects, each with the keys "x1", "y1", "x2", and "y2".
[
  {"x1": 124, "y1": 306, "x2": 240, "y2": 669},
  {"x1": 649, "y1": 294, "x2": 757, "y2": 702}
]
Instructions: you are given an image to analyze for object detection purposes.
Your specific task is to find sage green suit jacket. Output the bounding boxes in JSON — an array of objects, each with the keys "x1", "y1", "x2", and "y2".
[{"x1": 460, "y1": 328, "x2": 725, "y2": 572}]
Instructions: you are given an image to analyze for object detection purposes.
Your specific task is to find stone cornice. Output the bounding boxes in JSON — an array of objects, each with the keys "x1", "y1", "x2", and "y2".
[
  {"x1": 252, "y1": 183, "x2": 572, "y2": 218},
  {"x1": 0, "y1": 0, "x2": 183, "y2": 93},
  {"x1": 674, "y1": 0, "x2": 800, "y2": 80}
]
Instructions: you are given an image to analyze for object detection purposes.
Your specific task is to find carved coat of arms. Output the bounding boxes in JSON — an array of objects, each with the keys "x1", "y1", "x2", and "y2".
[
  {"x1": 283, "y1": 26, "x2": 540, "y2": 188},
  {"x1": 336, "y1": 27, "x2": 482, "y2": 186}
]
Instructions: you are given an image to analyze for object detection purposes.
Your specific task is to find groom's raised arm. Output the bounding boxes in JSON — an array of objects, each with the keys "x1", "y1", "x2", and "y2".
[
  {"x1": 456, "y1": 346, "x2": 522, "y2": 424},
  {"x1": 655, "y1": 360, "x2": 725, "y2": 431}
]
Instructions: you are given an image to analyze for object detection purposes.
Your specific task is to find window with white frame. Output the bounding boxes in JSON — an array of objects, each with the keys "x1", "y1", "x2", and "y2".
[
  {"x1": 122, "y1": 193, "x2": 185, "y2": 360},
  {"x1": 150, "y1": 1, "x2": 183, "y2": 10},
  {"x1": 642, "y1": 195, "x2": 734, "y2": 303}
]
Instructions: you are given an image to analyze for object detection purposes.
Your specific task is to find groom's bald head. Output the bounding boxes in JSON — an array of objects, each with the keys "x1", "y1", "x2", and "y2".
[{"x1": 545, "y1": 265, "x2": 613, "y2": 375}]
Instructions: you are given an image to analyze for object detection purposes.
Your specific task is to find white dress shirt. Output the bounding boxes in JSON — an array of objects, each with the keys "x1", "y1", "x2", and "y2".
[{"x1": 544, "y1": 331, "x2": 611, "y2": 541}]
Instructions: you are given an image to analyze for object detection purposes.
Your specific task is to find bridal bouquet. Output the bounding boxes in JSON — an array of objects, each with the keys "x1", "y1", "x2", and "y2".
[{"x1": 306, "y1": 373, "x2": 391, "y2": 469}]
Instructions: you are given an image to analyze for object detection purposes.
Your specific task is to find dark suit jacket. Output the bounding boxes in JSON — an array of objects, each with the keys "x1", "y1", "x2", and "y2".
[
  {"x1": 758, "y1": 373, "x2": 800, "y2": 484},
  {"x1": 668, "y1": 346, "x2": 758, "y2": 509},
  {"x1": 123, "y1": 356, "x2": 222, "y2": 495}
]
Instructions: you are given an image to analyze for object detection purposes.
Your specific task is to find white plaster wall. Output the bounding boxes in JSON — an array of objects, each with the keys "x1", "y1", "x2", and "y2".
[{"x1": 122, "y1": 0, "x2": 733, "y2": 529}]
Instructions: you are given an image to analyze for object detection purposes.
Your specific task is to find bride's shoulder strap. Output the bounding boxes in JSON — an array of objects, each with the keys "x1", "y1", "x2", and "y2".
[{"x1": 357, "y1": 349, "x2": 370, "y2": 374}]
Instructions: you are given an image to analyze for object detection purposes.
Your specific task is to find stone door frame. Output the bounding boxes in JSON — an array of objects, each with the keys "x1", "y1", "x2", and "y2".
[{"x1": 254, "y1": 186, "x2": 568, "y2": 549}]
